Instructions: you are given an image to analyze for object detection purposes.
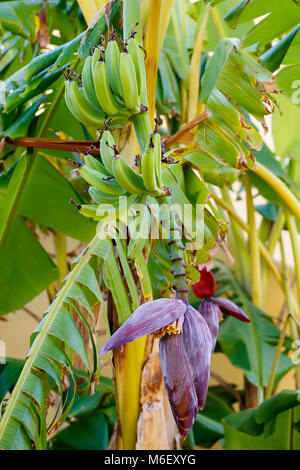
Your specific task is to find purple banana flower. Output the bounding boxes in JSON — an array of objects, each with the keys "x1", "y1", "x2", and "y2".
[
  {"x1": 193, "y1": 267, "x2": 250, "y2": 354},
  {"x1": 100, "y1": 298, "x2": 212, "y2": 438},
  {"x1": 199, "y1": 297, "x2": 250, "y2": 354}
]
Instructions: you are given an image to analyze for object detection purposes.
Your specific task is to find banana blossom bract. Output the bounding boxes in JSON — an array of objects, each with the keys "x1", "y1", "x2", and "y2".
[{"x1": 100, "y1": 298, "x2": 212, "y2": 437}]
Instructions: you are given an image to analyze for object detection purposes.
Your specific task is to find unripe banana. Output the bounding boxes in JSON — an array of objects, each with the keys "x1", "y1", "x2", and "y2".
[
  {"x1": 79, "y1": 166, "x2": 126, "y2": 195},
  {"x1": 127, "y1": 36, "x2": 146, "y2": 96},
  {"x1": 77, "y1": 203, "x2": 118, "y2": 221},
  {"x1": 88, "y1": 186, "x2": 123, "y2": 205},
  {"x1": 99, "y1": 129, "x2": 115, "y2": 174},
  {"x1": 70, "y1": 199, "x2": 118, "y2": 221},
  {"x1": 105, "y1": 37, "x2": 123, "y2": 97},
  {"x1": 82, "y1": 55, "x2": 100, "y2": 107},
  {"x1": 112, "y1": 153, "x2": 147, "y2": 194},
  {"x1": 93, "y1": 52, "x2": 122, "y2": 116},
  {"x1": 84, "y1": 154, "x2": 112, "y2": 178},
  {"x1": 65, "y1": 80, "x2": 85, "y2": 123},
  {"x1": 65, "y1": 80, "x2": 106, "y2": 128},
  {"x1": 141, "y1": 135, "x2": 161, "y2": 195},
  {"x1": 120, "y1": 47, "x2": 140, "y2": 111}
]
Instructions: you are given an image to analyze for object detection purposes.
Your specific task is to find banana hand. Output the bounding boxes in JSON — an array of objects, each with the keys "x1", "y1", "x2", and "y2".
[
  {"x1": 112, "y1": 153, "x2": 147, "y2": 195},
  {"x1": 79, "y1": 165, "x2": 126, "y2": 195}
]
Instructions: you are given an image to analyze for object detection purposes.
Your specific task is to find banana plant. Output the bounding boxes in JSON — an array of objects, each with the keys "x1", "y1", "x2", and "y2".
[{"x1": 0, "y1": 0, "x2": 300, "y2": 451}]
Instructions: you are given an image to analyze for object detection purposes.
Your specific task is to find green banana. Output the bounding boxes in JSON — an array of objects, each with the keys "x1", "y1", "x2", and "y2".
[
  {"x1": 92, "y1": 45, "x2": 103, "y2": 71},
  {"x1": 141, "y1": 135, "x2": 161, "y2": 195},
  {"x1": 93, "y1": 53, "x2": 122, "y2": 116},
  {"x1": 99, "y1": 129, "x2": 116, "y2": 174},
  {"x1": 79, "y1": 203, "x2": 119, "y2": 221},
  {"x1": 84, "y1": 154, "x2": 113, "y2": 177},
  {"x1": 65, "y1": 79, "x2": 106, "y2": 128},
  {"x1": 105, "y1": 37, "x2": 123, "y2": 97},
  {"x1": 127, "y1": 35, "x2": 146, "y2": 96},
  {"x1": 120, "y1": 47, "x2": 140, "y2": 111},
  {"x1": 112, "y1": 153, "x2": 147, "y2": 194},
  {"x1": 82, "y1": 55, "x2": 100, "y2": 108},
  {"x1": 79, "y1": 165, "x2": 126, "y2": 195},
  {"x1": 88, "y1": 186, "x2": 124, "y2": 205}
]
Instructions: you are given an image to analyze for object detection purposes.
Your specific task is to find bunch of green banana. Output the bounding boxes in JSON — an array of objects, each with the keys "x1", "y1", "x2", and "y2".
[
  {"x1": 65, "y1": 26, "x2": 149, "y2": 130},
  {"x1": 97, "y1": 126, "x2": 146, "y2": 195},
  {"x1": 79, "y1": 152, "x2": 126, "y2": 196},
  {"x1": 65, "y1": 76, "x2": 128, "y2": 129}
]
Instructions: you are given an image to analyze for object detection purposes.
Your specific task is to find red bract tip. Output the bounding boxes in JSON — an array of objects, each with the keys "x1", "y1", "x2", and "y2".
[{"x1": 192, "y1": 267, "x2": 216, "y2": 298}]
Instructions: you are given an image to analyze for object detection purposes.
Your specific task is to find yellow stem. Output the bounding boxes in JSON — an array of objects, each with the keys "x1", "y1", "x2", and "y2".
[
  {"x1": 210, "y1": 6, "x2": 226, "y2": 41},
  {"x1": 114, "y1": 337, "x2": 147, "y2": 449},
  {"x1": 262, "y1": 209, "x2": 285, "y2": 296},
  {"x1": 211, "y1": 193, "x2": 281, "y2": 287},
  {"x1": 158, "y1": 0, "x2": 175, "y2": 54},
  {"x1": 279, "y1": 238, "x2": 300, "y2": 387},
  {"x1": 187, "y1": 6, "x2": 210, "y2": 122},
  {"x1": 265, "y1": 312, "x2": 290, "y2": 400},
  {"x1": 144, "y1": 0, "x2": 163, "y2": 123},
  {"x1": 254, "y1": 162, "x2": 300, "y2": 223},
  {"x1": 54, "y1": 232, "x2": 67, "y2": 284},
  {"x1": 286, "y1": 212, "x2": 300, "y2": 308}
]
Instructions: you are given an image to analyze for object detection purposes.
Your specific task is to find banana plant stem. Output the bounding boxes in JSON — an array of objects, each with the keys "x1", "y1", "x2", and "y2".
[
  {"x1": 114, "y1": 337, "x2": 147, "y2": 449},
  {"x1": 211, "y1": 193, "x2": 281, "y2": 285},
  {"x1": 221, "y1": 188, "x2": 250, "y2": 286},
  {"x1": 243, "y1": 175, "x2": 262, "y2": 308},
  {"x1": 144, "y1": 0, "x2": 163, "y2": 123},
  {"x1": 187, "y1": 6, "x2": 210, "y2": 121},
  {"x1": 243, "y1": 175, "x2": 264, "y2": 404},
  {"x1": 213, "y1": 192, "x2": 300, "y2": 316},
  {"x1": 279, "y1": 238, "x2": 300, "y2": 389},
  {"x1": 123, "y1": 0, "x2": 142, "y2": 43},
  {"x1": 253, "y1": 163, "x2": 300, "y2": 223},
  {"x1": 210, "y1": 6, "x2": 226, "y2": 41},
  {"x1": 265, "y1": 312, "x2": 290, "y2": 400},
  {"x1": 286, "y1": 212, "x2": 300, "y2": 310},
  {"x1": 261, "y1": 209, "x2": 285, "y2": 297},
  {"x1": 54, "y1": 232, "x2": 67, "y2": 284},
  {"x1": 132, "y1": 111, "x2": 152, "y2": 153},
  {"x1": 158, "y1": 0, "x2": 175, "y2": 54}
]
